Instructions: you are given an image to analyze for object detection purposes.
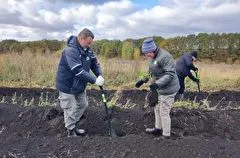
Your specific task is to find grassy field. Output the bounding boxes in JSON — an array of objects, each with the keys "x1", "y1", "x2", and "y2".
[{"x1": 0, "y1": 53, "x2": 239, "y2": 91}]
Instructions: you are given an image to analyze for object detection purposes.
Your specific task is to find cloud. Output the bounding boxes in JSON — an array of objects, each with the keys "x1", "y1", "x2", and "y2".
[
  {"x1": 122, "y1": 0, "x2": 240, "y2": 38},
  {"x1": 0, "y1": 0, "x2": 240, "y2": 41},
  {"x1": 49, "y1": 0, "x2": 121, "y2": 5},
  {"x1": 0, "y1": 24, "x2": 72, "y2": 41}
]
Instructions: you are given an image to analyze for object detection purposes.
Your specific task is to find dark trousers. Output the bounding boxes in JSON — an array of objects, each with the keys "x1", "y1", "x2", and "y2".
[{"x1": 177, "y1": 76, "x2": 185, "y2": 94}]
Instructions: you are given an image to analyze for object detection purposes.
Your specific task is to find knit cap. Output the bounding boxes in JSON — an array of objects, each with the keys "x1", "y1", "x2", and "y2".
[{"x1": 141, "y1": 38, "x2": 157, "y2": 54}]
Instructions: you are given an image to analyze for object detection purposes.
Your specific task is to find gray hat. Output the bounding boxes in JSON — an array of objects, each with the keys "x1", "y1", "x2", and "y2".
[{"x1": 141, "y1": 37, "x2": 157, "y2": 54}]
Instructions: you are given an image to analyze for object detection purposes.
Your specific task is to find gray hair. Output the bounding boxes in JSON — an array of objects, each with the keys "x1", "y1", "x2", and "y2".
[{"x1": 78, "y1": 28, "x2": 94, "y2": 39}]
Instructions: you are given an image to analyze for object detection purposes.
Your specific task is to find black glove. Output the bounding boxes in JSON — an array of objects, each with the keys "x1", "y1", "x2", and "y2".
[
  {"x1": 135, "y1": 78, "x2": 149, "y2": 88},
  {"x1": 135, "y1": 80, "x2": 145, "y2": 88},
  {"x1": 193, "y1": 67, "x2": 198, "y2": 72},
  {"x1": 149, "y1": 83, "x2": 158, "y2": 91}
]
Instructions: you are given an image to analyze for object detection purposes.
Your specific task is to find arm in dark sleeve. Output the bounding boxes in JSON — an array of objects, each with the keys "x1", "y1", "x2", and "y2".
[
  {"x1": 155, "y1": 57, "x2": 175, "y2": 88},
  {"x1": 65, "y1": 49, "x2": 96, "y2": 84},
  {"x1": 188, "y1": 72, "x2": 198, "y2": 82},
  {"x1": 90, "y1": 53, "x2": 102, "y2": 77}
]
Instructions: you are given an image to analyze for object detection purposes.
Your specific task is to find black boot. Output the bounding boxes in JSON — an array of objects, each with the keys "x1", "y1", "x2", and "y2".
[
  {"x1": 160, "y1": 135, "x2": 178, "y2": 140},
  {"x1": 67, "y1": 128, "x2": 77, "y2": 137},
  {"x1": 75, "y1": 128, "x2": 85, "y2": 136},
  {"x1": 145, "y1": 128, "x2": 162, "y2": 135}
]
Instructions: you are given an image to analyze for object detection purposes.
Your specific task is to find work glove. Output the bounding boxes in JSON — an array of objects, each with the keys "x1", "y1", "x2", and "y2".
[
  {"x1": 135, "y1": 80, "x2": 144, "y2": 88},
  {"x1": 146, "y1": 90, "x2": 158, "y2": 107},
  {"x1": 149, "y1": 83, "x2": 158, "y2": 91},
  {"x1": 135, "y1": 78, "x2": 149, "y2": 88},
  {"x1": 193, "y1": 67, "x2": 198, "y2": 72},
  {"x1": 95, "y1": 76, "x2": 104, "y2": 86}
]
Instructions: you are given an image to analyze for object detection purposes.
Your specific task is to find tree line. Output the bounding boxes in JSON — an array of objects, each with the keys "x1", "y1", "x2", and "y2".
[{"x1": 0, "y1": 33, "x2": 239, "y2": 63}]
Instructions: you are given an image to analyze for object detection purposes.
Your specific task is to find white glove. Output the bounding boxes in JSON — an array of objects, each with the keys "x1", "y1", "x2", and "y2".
[{"x1": 95, "y1": 76, "x2": 104, "y2": 86}]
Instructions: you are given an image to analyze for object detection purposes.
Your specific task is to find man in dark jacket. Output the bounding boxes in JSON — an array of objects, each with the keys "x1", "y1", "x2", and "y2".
[
  {"x1": 136, "y1": 38, "x2": 180, "y2": 139},
  {"x1": 175, "y1": 51, "x2": 199, "y2": 99},
  {"x1": 56, "y1": 28, "x2": 104, "y2": 137}
]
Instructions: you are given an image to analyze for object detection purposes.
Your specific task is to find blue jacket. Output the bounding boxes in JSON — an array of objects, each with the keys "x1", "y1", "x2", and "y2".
[
  {"x1": 175, "y1": 52, "x2": 198, "y2": 81},
  {"x1": 56, "y1": 36, "x2": 102, "y2": 94}
]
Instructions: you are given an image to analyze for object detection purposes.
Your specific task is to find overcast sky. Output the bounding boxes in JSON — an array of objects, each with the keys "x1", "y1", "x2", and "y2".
[{"x1": 0, "y1": 0, "x2": 240, "y2": 41}]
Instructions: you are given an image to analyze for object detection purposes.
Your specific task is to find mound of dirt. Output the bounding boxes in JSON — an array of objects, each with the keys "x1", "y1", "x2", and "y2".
[
  {"x1": 1, "y1": 88, "x2": 240, "y2": 157},
  {"x1": 0, "y1": 87, "x2": 239, "y2": 108}
]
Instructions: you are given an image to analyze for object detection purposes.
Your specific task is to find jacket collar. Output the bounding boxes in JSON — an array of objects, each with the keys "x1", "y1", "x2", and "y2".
[{"x1": 67, "y1": 35, "x2": 89, "y2": 56}]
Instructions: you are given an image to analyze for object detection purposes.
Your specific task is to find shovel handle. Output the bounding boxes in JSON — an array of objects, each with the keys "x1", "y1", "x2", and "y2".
[
  {"x1": 99, "y1": 86, "x2": 107, "y2": 103},
  {"x1": 99, "y1": 86, "x2": 114, "y2": 137},
  {"x1": 195, "y1": 72, "x2": 201, "y2": 93}
]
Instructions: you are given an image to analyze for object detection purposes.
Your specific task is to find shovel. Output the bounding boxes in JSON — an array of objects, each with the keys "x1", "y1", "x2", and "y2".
[
  {"x1": 195, "y1": 71, "x2": 201, "y2": 93},
  {"x1": 99, "y1": 86, "x2": 117, "y2": 137}
]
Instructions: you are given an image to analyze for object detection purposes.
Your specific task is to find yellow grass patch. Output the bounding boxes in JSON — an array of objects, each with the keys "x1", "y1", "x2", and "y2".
[{"x1": 0, "y1": 54, "x2": 239, "y2": 91}]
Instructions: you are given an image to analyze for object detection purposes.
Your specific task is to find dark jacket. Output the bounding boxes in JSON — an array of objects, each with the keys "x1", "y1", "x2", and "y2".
[
  {"x1": 149, "y1": 48, "x2": 180, "y2": 95},
  {"x1": 56, "y1": 36, "x2": 102, "y2": 94},
  {"x1": 175, "y1": 52, "x2": 198, "y2": 81}
]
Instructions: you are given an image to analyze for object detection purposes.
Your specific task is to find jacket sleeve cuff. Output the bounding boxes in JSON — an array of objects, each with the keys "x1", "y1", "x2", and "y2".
[{"x1": 76, "y1": 70, "x2": 96, "y2": 84}]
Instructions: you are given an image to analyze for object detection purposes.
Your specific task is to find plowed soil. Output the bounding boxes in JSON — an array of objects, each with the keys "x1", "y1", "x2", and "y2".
[{"x1": 0, "y1": 87, "x2": 240, "y2": 158}]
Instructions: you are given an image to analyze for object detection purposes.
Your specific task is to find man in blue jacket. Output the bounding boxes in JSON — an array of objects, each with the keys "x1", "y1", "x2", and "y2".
[
  {"x1": 56, "y1": 28, "x2": 104, "y2": 137},
  {"x1": 175, "y1": 51, "x2": 199, "y2": 99}
]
